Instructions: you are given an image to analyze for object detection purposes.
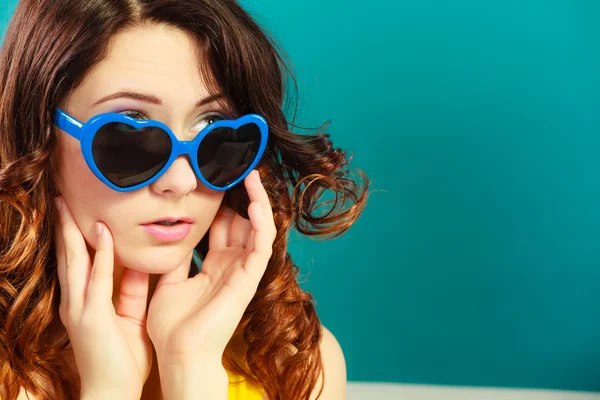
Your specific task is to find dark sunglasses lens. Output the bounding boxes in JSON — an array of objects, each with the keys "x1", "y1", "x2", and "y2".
[
  {"x1": 92, "y1": 122, "x2": 172, "y2": 188},
  {"x1": 197, "y1": 123, "x2": 262, "y2": 188}
]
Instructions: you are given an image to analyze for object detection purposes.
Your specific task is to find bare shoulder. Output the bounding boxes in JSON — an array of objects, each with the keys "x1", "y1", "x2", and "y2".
[{"x1": 310, "y1": 325, "x2": 347, "y2": 400}]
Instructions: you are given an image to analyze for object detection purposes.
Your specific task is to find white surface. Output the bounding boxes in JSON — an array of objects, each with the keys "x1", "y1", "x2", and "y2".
[{"x1": 347, "y1": 383, "x2": 600, "y2": 400}]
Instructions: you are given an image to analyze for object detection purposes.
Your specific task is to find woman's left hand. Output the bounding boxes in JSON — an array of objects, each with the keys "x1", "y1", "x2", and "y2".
[{"x1": 146, "y1": 170, "x2": 276, "y2": 367}]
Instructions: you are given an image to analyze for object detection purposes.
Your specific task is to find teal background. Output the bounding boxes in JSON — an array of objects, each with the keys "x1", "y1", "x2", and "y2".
[{"x1": 2, "y1": 0, "x2": 600, "y2": 393}]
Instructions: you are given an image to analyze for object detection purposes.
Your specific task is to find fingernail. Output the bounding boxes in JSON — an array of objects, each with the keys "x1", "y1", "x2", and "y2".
[
  {"x1": 95, "y1": 223, "x2": 103, "y2": 238},
  {"x1": 54, "y1": 197, "x2": 63, "y2": 212},
  {"x1": 254, "y1": 170, "x2": 261, "y2": 181}
]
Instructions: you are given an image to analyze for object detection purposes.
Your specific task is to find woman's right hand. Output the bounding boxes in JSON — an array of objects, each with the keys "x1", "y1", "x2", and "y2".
[{"x1": 54, "y1": 196, "x2": 152, "y2": 399}]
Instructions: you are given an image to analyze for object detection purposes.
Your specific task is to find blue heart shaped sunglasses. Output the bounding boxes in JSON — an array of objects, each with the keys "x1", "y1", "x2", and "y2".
[{"x1": 54, "y1": 109, "x2": 269, "y2": 192}]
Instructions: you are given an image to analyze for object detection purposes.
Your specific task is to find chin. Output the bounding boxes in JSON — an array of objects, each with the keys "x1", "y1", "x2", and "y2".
[{"x1": 115, "y1": 246, "x2": 195, "y2": 274}]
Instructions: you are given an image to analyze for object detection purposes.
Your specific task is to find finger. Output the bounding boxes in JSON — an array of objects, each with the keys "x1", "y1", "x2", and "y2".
[
  {"x1": 245, "y1": 201, "x2": 273, "y2": 281},
  {"x1": 156, "y1": 253, "x2": 194, "y2": 287},
  {"x1": 116, "y1": 267, "x2": 150, "y2": 324},
  {"x1": 208, "y1": 206, "x2": 235, "y2": 249},
  {"x1": 230, "y1": 213, "x2": 252, "y2": 248},
  {"x1": 84, "y1": 222, "x2": 114, "y2": 312},
  {"x1": 55, "y1": 197, "x2": 91, "y2": 315},
  {"x1": 245, "y1": 170, "x2": 275, "y2": 227}
]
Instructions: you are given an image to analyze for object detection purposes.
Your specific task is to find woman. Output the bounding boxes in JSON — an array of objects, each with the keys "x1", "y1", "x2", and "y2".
[{"x1": 0, "y1": 0, "x2": 369, "y2": 398}]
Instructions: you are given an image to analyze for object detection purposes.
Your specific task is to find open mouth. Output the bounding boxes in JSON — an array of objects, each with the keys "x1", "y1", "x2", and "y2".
[{"x1": 152, "y1": 220, "x2": 186, "y2": 226}]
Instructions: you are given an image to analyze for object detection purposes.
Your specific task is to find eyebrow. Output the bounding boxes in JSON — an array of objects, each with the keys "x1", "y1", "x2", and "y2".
[{"x1": 92, "y1": 91, "x2": 226, "y2": 108}]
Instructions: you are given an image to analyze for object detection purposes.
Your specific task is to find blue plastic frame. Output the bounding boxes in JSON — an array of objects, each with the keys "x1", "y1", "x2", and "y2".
[{"x1": 54, "y1": 109, "x2": 269, "y2": 192}]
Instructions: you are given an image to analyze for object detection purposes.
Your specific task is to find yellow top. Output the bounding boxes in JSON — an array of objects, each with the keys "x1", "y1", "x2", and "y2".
[{"x1": 227, "y1": 370, "x2": 265, "y2": 400}]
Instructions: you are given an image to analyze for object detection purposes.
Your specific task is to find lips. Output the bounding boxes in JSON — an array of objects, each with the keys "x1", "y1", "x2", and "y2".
[
  {"x1": 142, "y1": 222, "x2": 192, "y2": 241},
  {"x1": 142, "y1": 216, "x2": 195, "y2": 225}
]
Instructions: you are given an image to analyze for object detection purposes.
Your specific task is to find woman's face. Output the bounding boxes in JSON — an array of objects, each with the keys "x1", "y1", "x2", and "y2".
[{"x1": 52, "y1": 23, "x2": 227, "y2": 273}]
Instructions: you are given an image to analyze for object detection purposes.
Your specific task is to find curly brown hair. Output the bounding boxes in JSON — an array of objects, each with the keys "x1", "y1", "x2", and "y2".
[{"x1": 0, "y1": 0, "x2": 369, "y2": 399}]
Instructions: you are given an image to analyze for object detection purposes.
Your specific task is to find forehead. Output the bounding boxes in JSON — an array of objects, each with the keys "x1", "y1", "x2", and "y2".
[{"x1": 68, "y1": 23, "x2": 210, "y2": 109}]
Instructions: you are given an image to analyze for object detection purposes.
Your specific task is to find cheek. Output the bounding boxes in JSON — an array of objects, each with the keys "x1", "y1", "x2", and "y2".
[
  {"x1": 57, "y1": 160, "x2": 120, "y2": 211},
  {"x1": 53, "y1": 134, "x2": 108, "y2": 200},
  {"x1": 52, "y1": 136, "x2": 128, "y2": 246},
  {"x1": 61, "y1": 188, "x2": 126, "y2": 253}
]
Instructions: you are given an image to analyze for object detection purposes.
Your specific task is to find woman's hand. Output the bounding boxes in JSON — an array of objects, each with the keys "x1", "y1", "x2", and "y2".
[
  {"x1": 54, "y1": 197, "x2": 153, "y2": 399},
  {"x1": 146, "y1": 170, "x2": 276, "y2": 380}
]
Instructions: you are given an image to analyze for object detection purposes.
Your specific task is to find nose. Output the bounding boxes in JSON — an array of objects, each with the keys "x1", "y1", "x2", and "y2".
[{"x1": 150, "y1": 155, "x2": 198, "y2": 197}]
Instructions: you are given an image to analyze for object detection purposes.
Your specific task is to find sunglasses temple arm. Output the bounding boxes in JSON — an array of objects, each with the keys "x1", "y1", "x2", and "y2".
[{"x1": 54, "y1": 109, "x2": 83, "y2": 140}]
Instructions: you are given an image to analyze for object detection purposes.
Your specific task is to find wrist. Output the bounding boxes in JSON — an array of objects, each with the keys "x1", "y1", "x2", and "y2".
[
  {"x1": 80, "y1": 387, "x2": 142, "y2": 400},
  {"x1": 158, "y1": 357, "x2": 229, "y2": 400}
]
